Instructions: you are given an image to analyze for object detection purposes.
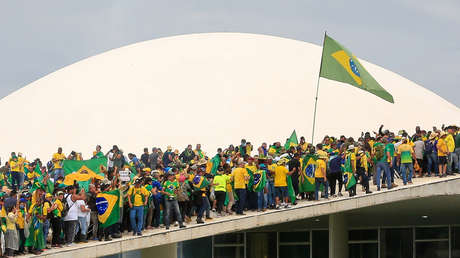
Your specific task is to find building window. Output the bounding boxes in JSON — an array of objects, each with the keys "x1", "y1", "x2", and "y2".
[
  {"x1": 312, "y1": 230, "x2": 329, "y2": 258},
  {"x1": 380, "y1": 228, "x2": 413, "y2": 258},
  {"x1": 348, "y1": 229, "x2": 378, "y2": 258},
  {"x1": 246, "y1": 232, "x2": 277, "y2": 258},
  {"x1": 452, "y1": 226, "x2": 460, "y2": 258},
  {"x1": 278, "y1": 231, "x2": 310, "y2": 258},
  {"x1": 415, "y1": 227, "x2": 449, "y2": 258},
  {"x1": 213, "y1": 233, "x2": 244, "y2": 258}
]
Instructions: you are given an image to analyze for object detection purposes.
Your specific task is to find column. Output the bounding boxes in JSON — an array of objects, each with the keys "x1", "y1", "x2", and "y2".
[{"x1": 329, "y1": 213, "x2": 348, "y2": 258}]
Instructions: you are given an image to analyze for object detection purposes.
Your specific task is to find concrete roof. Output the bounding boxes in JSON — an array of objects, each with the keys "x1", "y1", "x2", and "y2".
[
  {"x1": 0, "y1": 33, "x2": 459, "y2": 160},
  {"x1": 29, "y1": 174, "x2": 460, "y2": 258}
]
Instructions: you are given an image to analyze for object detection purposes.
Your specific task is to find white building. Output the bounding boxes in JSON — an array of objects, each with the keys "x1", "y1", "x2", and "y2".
[{"x1": 0, "y1": 33, "x2": 458, "y2": 161}]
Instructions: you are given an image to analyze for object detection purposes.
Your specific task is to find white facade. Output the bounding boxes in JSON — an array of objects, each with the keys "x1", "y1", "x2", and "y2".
[{"x1": 0, "y1": 33, "x2": 458, "y2": 161}]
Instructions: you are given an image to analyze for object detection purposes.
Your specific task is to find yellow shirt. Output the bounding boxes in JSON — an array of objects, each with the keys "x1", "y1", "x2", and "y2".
[
  {"x1": 274, "y1": 165, "x2": 288, "y2": 187},
  {"x1": 128, "y1": 186, "x2": 149, "y2": 206},
  {"x1": 9, "y1": 160, "x2": 20, "y2": 172},
  {"x1": 446, "y1": 134, "x2": 455, "y2": 152},
  {"x1": 16, "y1": 210, "x2": 25, "y2": 229},
  {"x1": 55, "y1": 199, "x2": 63, "y2": 217},
  {"x1": 43, "y1": 201, "x2": 51, "y2": 216},
  {"x1": 18, "y1": 157, "x2": 27, "y2": 173},
  {"x1": 6, "y1": 212, "x2": 17, "y2": 231},
  {"x1": 437, "y1": 139, "x2": 448, "y2": 157},
  {"x1": 232, "y1": 167, "x2": 249, "y2": 189},
  {"x1": 315, "y1": 159, "x2": 326, "y2": 178},
  {"x1": 245, "y1": 164, "x2": 257, "y2": 174},
  {"x1": 52, "y1": 153, "x2": 66, "y2": 169},
  {"x1": 359, "y1": 154, "x2": 368, "y2": 172}
]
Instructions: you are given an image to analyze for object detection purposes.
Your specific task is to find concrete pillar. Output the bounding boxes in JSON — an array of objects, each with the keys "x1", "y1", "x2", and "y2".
[
  {"x1": 141, "y1": 243, "x2": 177, "y2": 258},
  {"x1": 329, "y1": 213, "x2": 348, "y2": 258}
]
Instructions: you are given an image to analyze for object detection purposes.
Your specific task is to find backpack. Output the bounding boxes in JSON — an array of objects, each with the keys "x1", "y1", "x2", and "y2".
[
  {"x1": 374, "y1": 144, "x2": 385, "y2": 161},
  {"x1": 61, "y1": 194, "x2": 74, "y2": 218}
]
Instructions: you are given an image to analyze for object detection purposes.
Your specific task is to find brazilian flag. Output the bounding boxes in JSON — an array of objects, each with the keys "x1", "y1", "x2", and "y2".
[
  {"x1": 320, "y1": 34, "x2": 394, "y2": 103},
  {"x1": 208, "y1": 155, "x2": 221, "y2": 175},
  {"x1": 286, "y1": 175, "x2": 296, "y2": 204},
  {"x1": 343, "y1": 153, "x2": 357, "y2": 189},
  {"x1": 247, "y1": 169, "x2": 266, "y2": 192},
  {"x1": 192, "y1": 175, "x2": 210, "y2": 190},
  {"x1": 299, "y1": 154, "x2": 318, "y2": 192},
  {"x1": 62, "y1": 157, "x2": 107, "y2": 191},
  {"x1": 96, "y1": 189, "x2": 121, "y2": 228},
  {"x1": 284, "y1": 130, "x2": 298, "y2": 150}
]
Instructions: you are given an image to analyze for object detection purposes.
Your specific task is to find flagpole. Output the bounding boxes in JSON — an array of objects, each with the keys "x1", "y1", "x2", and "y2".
[{"x1": 311, "y1": 31, "x2": 327, "y2": 145}]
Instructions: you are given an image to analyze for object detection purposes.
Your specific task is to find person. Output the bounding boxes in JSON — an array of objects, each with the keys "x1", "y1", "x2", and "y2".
[
  {"x1": 455, "y1": 128, "x2": 460, "y2": 173},
  {"x1": 176, "y1": 172, "x2": 191, "y2": 223},
  {"x1": 140, "y1": 148, "x2": 150, "y2": 168},
  {"x1": 213, "y1": 167, "x2": 229, "y2": 215},
  {"x1": 63, "y1": 185, "x2": 86, "y2": 246},
  {"x1": 231, "y1": 159, "x2": 249, "y2": 215},
  {"x1": 413, "y1": 137, "x2": 425, "y2": 177},
  {"x1": 76, "y1": 198, "x2": 90, "y2": 243},
  {"x1": 274, "y1": 158, "x2": 293, "y2": 209},
  {"x1": 356, "y1": 150, "x2": 372, "y2": 194},
  {"x1": 9, "y1": 155, "x2": 22, "y2": 191},
  {"x1": 328, "y1": 151, "x2": 343, "y2": 197},
  {"x1": 445, "y1": 126, "x2": 456, "y2": 174},
  {"x1": 258, "y1": 143, "x2": 268, "y2": 158},
  {"x1": 92, "y1": 145, "x2": 104, "y2": 159},
  {"x1": 5, "y1": 204, "x2": 19, "y2": 257},
  {"x1": 51, "y1": 192, "x2": 64, "y2": 247},
  {"x1": 179, "y1": 145, "x2": 195, "y2": 164},
  {"x1": 25, "y1": 196, "x2": 45, "y2": 254},
  {"x1": 16, "y1": 198, "x2": 27, "y2": 255},
  {"x1": 288, "y1": 153, "x2": 301, "y2": 201},
  {"x1": 87, "y1": 184, "x2": 100, "y2": 240},
  {"x1": 52, "y1": 147, "x2": 66, "y2": 181},
  {"x1": 162, "y1": 173, "x2": 186, "y2": 230},
  {"x1": 425, "y1": 133, "x2": 438, "y2": 176},
  {"x1": 163, "y1": 146, "x2": 174, "y2": 167},
  {"x1": 149, "y1": 148, "x2": 159, "y2": 169},
  {"x1": 397, "y1": 138, "x2": 417, "y2": 185},
  {"x1": 315, "y1": 152, "x2": 329, "y2": 200},
  {"x1": 43, "y1": 193, "x2": 55, "y2": 248},
  {"x1": 373, "y1": 138, "x2": 392, "y2": 191},
  {"x1": 127, "y1": 178, "x2": 149, "y2": 235},
  {"x1": 437, "y1": 132, "x2": 449, "y2": 177}
]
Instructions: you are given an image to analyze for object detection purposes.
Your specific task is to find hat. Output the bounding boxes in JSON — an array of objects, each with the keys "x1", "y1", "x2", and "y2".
[
  {"x1": 56, "y1": 191, "x2": 64, "y2": 196},
  {"x1": 142, "y1": 167, "x2": 151, "y2": 172},
  {"x1": 197, "y1": 159, "x2": 208, "y2": 166},
  {"x1": 277, "y1": 158, "x2": 288, "y2": 165},
  {"x1": 174, "y1": 149, "x2": 179, "y2": 155},
  {"x1": 135, "y1": 177, "x2": 143, "y2": 184},
  {"x1": 318, "y1": 151, "x2": 328, "y2": 160},
  {"x1": 45, "y1": 193, "x2": 52, "y2": 198},
  {"x1": 439, "y1": 131, "x2": 448, "y2": 137},
  {"x1": 347, "y1": 145, "x2": 355, "y2": 151},
  {"x1": 151, "y1": 170, "x2": 160, "y2": 175},
  {"x1": 19, "y1": 198, "x2": 27, "y2": 203},
  {"x1": 167, "y1": 146, "x2": 172, "y2": 150},
  {"x1": 429, "y1": 133, "x2": 438, "y2": 140}
]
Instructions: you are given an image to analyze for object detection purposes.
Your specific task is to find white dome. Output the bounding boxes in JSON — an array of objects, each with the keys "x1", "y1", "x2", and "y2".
[{"x1": 1, "y1": 33, "x2": 459, "y2": 161}]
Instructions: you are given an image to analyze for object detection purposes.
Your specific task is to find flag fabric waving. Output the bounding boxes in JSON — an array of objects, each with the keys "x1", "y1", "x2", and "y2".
[
  {"x1": 320, "y1": 34, "x2": 394, "y2": 103},
  {"x1": 191, "y1": 175, "x2": 210, "y2": 190},
  {"x1": 299, "y1": 154, "x2": 318, "y2": 192},
  {"x1": 284, "y1": 130, "x2": 299, "y2": 150},
  {"x1": 286, "y1": 175, "x2": 296, "y2": 204},
  {"x1": 62, "y1": 157, "x2": 107, "y2": 176},
  {"x1": 343, "y1": 153, "x2": 357, "y2": 189},
  {"x1": 247, "y1": 169, "x2": 266, "y2": 192},
  {"x1": 96, "y1": 189, "x2": 120, "y2": 228}
]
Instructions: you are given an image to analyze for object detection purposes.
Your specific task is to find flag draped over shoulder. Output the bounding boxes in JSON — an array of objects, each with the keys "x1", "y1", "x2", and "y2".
[
  {"x1": 96, "y1": 189, "x2": 120, "y2": 228},
  {"x1": 320, "y1": 34, "x2": 394, "y2": 103},
  {"x1": 191, "y1": 175, "x2": 210, "y2": 190},
  {"x1": 207, "y1": 155, "x2": 221, "y2": 175},
  {"x1": 286, "y1": 175, "x2": 296, "y2": 204},
  {"x1": 343, "y1": 154, "x2": 357, "y2": 189},
  {"x1": 247, "y1": 169, "x2": 266, "y2": 192},
  {"x1": 299, "y1": 154, "x2": 317, "y2": 192},
  {"x1": 62, "y1": 158, "x2": 107, "y2": 191},
  {"x1": 284, "y1": 130, "x2": 299, "y2": 150}
]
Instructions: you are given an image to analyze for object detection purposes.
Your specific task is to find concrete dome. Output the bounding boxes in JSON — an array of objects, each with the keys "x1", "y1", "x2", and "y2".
[{"x1": 1, "y1": 33, "x2": 459, "y2": 160}]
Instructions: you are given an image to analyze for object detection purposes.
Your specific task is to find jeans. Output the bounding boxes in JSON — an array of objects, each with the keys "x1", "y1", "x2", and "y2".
[
  {"x1": 129, "y1": 206, "x2": 144, "y2": 233},
  {"x1": 314, "y1": 178, "x2": 328, "y2": 200},
  {"x1": 426, "y1": 153, "x2": 437, "y2": 175},
  {"x1": 266, "y1": 180, "x2": 275, "y2": 207},
  {"x1": 78, "y1": 216, "x2": 88, "y2": 235},
  {"x1": 51, "y1": 217, "x2": 62, "y2": 245},
  {"x1": 90, "y1": 211, "x2": 99, "y2": 239},
  {"x1": 164, "y1": 199, "x2": 182, "y2": 226},
  {"x1": 257, "y1": 191, "x2": 267, "y2": 210},
  {"x1": 64, "y1": 220, "x2": 78, "y2": 244},
  {"x1": 43, "y1": 219, "x2": 50, "y2": 242},
  {"x1": 448, "y1": 152, "x2": 454, "y2": 173},
  {"x1": 11, "y1": 172, "x2": 23, "y2": 190},
  {"x1": 235, "y1": 189, "x2": 247, "y2": 214},
  {"x1": 54, "y1": 169, "x2": 64, "y2": 181},
  {"x1": 400, "y1": 163, "x2": 414, "y2": 185},
  {"x1": 197, "y1": 196, "x2": 210, "y2": 220},
  {"x1": 152, "y1": 198, "x2": 161, "y2": 227},
  {"x1": 376, "y1": 161, "x2": 391, "y2": 190}
]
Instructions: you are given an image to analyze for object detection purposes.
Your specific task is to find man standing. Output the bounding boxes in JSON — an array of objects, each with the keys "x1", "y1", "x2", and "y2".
[
  {"x1": 373, "y1": 138, "x2": 392, "y2": 191},
  {"x1": 397, "y1": 138, "x2": 417, "y2": 184},
  {"x1": 52, "y1": 148, "x2": 66, "y2": 182},
  {"x1": 179, "y1": 145, "x2": 195, "y2": 164},
  {"x1": 314, "y1": 152, "x2": 329, "y2": 200},
  {"x1": 232, "y1": 159, "x2": 249, "y2": 215},
  {"x1": 127, "y1": 178, "x2": 149, "y2": 236},
  {"x1": 162, "y1": 173, "x2": 186, "y2": 230},
  {"x1": 287, "y1": 153, "x2": 301, "y2": 201},
  {"x1": 274, "y1": 159, "x2": 293, "y2": 209},
  {"x1": 63, "y1": 185, "x2": 86, "y2": 246},
  {"x1": 140, "y1": 148, "x2": 150, "y2": 168},
  {"x1": 149, "y1": 148, "x2": 159, "y2": 169},
  {"x1": 437, "y1": 132, "x2": 449, "y2": 177}
]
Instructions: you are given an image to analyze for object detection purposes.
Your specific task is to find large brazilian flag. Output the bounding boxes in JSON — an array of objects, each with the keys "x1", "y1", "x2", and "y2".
[
  {"x1": 96, "y1": 189, "x2": 121, "y2": 228},
  {"x1": 284, "y1": 130, "x2": 299, "y2": 150},
  {"x1": 299, "y1": 154, "x2": 317, "y2": 192},
  {"x1": 343, "y1": 153, "x2": 357, "y2": 189},
  {"x1": 62, "y1": 157, "x2": 107, "y2": 191},
  {"x1": 247, "y1": 169, "x2": 266, "y2": 192},
  {"x1": 320, "y1": 34, "x2": 394, "y2": 103}
]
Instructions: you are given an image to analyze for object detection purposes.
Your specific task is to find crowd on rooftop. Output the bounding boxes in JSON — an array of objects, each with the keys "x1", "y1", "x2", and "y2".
[{"x1": 0, "y1": 124, "x2": 458, "y2": 257}]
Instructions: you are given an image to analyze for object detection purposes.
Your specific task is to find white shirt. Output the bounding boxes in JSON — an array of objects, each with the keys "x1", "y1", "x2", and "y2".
[
  {"x1": 107, "y1": 152, "x2": 114, "y2": 168},
  {"x1": 76, "y1": 200, "x2": 88, "y2": 218},
  {"x1": 63, "y1": 194, "x2": 79, "y2": 221}
]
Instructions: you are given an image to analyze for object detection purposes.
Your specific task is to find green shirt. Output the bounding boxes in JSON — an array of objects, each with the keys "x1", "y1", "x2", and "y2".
[
  {"x1": 163, "y1": 180, "x2": 179, "y2": 199},
  {"x1": 455, "y1": 134, "x2": 460, "y2": 149}
]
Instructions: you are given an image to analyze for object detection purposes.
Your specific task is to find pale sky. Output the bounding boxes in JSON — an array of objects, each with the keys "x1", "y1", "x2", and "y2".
[{"x1": 0, "y1": 0, "x2": 459, "y2": 106}]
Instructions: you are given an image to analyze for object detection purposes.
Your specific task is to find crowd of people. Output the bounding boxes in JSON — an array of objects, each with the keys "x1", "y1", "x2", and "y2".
[{"x1": 0, "y1": 124, "x2": 458, "y2": 257}]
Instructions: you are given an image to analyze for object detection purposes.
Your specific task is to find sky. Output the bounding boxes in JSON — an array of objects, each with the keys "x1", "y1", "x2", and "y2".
[{"x1": 0, "y1": 0, "x2": 459, "y2": 106}]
